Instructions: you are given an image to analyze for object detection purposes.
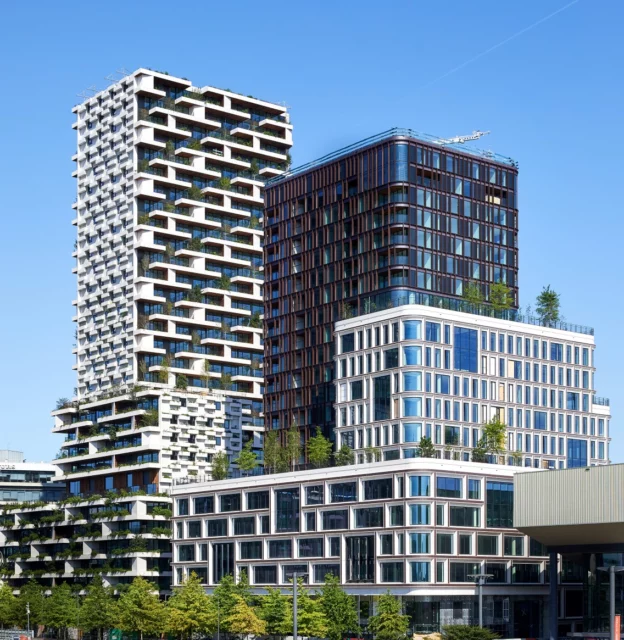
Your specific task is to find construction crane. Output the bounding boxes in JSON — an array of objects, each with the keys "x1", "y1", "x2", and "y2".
[{"x1": 434, "y1": 130, "x2": 490, "y2": 146}]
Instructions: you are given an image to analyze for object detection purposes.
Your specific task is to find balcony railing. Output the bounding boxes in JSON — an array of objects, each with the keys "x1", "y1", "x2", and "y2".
[{"x1": 593, "y1": 396, "x2": 610, "y2": 407}]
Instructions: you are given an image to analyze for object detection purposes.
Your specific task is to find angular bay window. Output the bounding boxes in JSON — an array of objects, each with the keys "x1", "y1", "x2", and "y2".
[
  {"x1": 403, "y1": 397, "x2": 422, "y2": 417},
  {"x1": 567, "y1": 438, "x2": 588, "y2": 468},
  {"x1": 410, "y1": 504, "x2": 430, "y2": 525},
  {"x1": 404, "y1": 346, "x2": 422, "y2": 365},
  {"x1": 410, "y1": 561, "x2": 430, "y2": 582},
  {"x1": 410, "y1": 475, "x2": 430, "y2": 497},
  {"x1": 486, "y1": 481, "x2": 513, "y2": 528},
  {"x1": 436, "y1": 476, "x2": 461, "y2": 498},
  {"x1": 454, "y1": 327, "x2": 478, "y2": 372},
  {"x1": 347, "y1": 535, "x2": 375, "y2": 583},
  {"x1": 404, "y1": 320, "x2": 422, "y2": 340},
  {"x1": 213, "y1": 542, "x2": 234, "y2": 583}
]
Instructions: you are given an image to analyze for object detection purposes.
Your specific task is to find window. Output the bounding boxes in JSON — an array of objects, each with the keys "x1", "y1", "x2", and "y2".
[
  {"x1": 410, "y1": 504, "x2": 430, "y2": 525},
  {"x1": 410, "y1": 532, "x2": 430, "y2": 553},
  {"x1": 306, "y1": 485, "x2": 324, "y2": 505},
  {"x1": 240, "y1": 541, "x2": 263, "y2": 559},
  {"x1": 374, "y1": 376, "x2": 391, "y2": 420},
  {"x1": 404, "y1": 422, "x2": 423, "y2": 443},
  {"x1": 568, "y1": 439, "x2": 588, "y2": 468},
  {"x1": 234, "y1": 517, "x2": 255, "y2": 536},
  {"x1": 329, "y1": 537, "x2": 340, "y2": 556},
  {"x1": 449, "y1": 562, "x2": 480, "y2": 582},
  {"x1": 512, "y1": 563, "x2": 540, "y2": 583},
  {"x1": 459, "y1": 534, "x2": 472, "y2": 555},
  {"x1": 254, "y1": 565, "x2": 277, "y2": 584},
  {"x1": 410, "y1": 475, "x2": 430, "y2": 496},
  {"x1": 390, "y1": 505, "x2": 404, "y2": 526},
  {"x1": 426, "y1": 322, "x2": 441, "y2": 342},
  {"x1": 346, "y1": 536, "x2": 375, "y2": 583},
  {"x1": 355, "y1": 507, "x2": 383, "y2": 528},
  {"x1": 313, "y1": 564, "x2": 340, "y2": 583},
  {"x1": 177, "y1": 544, "x2": 195, "y2": 562},
  {"x1": 486, "y1": 481, "x2": 513, "y2": 528},
  {"x1": 449, "y1": 506, "x2": 480, "y2": 527},
  {"x1": 247, "y1": 490, "x2": 269, "y2": 510},
  {"x1": 342, "y1": 333, "x2": 355, "y2": 353},
  {"x1": 404, "y1": 346, "x2": 422, "y2": 365},
  {"x1": 298, "y1": 538, "x2": 323, "y2": 557},
  {"x1": 187, "y1": 521, "x2": 201, "y2": 538},
  {"x1": 530, "y1": 538, "x2": 546, "y2": 556},
  {"x1": 323, "y1": 510, "x2": 349, "y2": 530},
  {"x1": 382, "y1": 562, "x2": 404, "y2": 582},
  {"x1": 194, "y1": 496, "x2": 214, "y2": 514},
  {"x1": 437, "y1": 533, "x2": 453, "y2": 554},
  {"x1": 220, "y1": 493, "x2": 241, "y2": 512},
  {"x1": 385, "y1": 348, "x2": 399, "y2": 369},
  {"x1": 177, "y1": 499, "x2": 189, "y2": 516},
  {"x1": 436, "y1": 476, "x2": 461, "y2": 498},
  {"x1": 403, "y1": 371, "x2": 422, "y2": 392},
  {"x1": 282, "y1": 564, "x2": 309, "y2": 583},
  {"x1": 410, "y1": 561, "x2": 430, "y2": 582},
  {"x1": 468, "y1": 479, "x2": 480, "y2": 500},
  {"x1": 275, "y1": 488, "x2": 300, "y2": 532},
  {"x1": 363, "y1": 478, "x2": 393, "y2": 500},
  {"x1": 477, "y1": 535, "x2": 498, "y2": 555},
  {"x1": 504, "y1": 536, "x2": 524, "y2": 556},
  {"x1": 404, "y1": 320, "x2": 422, "y2": 339},
  {"x1": 403, "y1": 397, "x2": 422, "y2": 417},
  {"x1": 213, "y1": 542, "x2": 234, "y2": 583},
  {"x1": 454, "y1": 327, "x2": 478, "y2": 372},
  {"x1": 330, "y1": 482, "x2": 357, "y2": 502},
  {"x1": 269, "y1": 539, "x2": 292, "y2": 558},
  {"x1": 486, "y1": 562, "x2": 507, "y2": 583},
  {"x1": 207, "y1": 519, "x2": 227, "y2": 536},
  {"x1": 305, "y1": 511, "x2": 316, "y2": 531}
]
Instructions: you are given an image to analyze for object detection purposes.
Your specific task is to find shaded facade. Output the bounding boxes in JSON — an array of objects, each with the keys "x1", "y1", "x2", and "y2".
[{"x1": 264, "y1": 129, "x2": 519, "y2": 439}]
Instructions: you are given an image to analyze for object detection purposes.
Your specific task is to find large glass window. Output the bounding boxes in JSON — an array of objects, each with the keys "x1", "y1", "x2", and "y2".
[
  {"x1": 504, "y1": 536, "x2": 524, "y2": 556},
  {"x1": 436, "y1": 476, "x2": 461, "y2": 498},
  {"x1": 390, "y1": 505, "x2": 404, "y2": 526},
  {"x1": 410, "y1": 504, "x2": 430, "y2": 525},
  {"x1": 381, "y1": 562, "x2": 404, "y2": 583},
  {"x1": 330, "y1": 482, "x2": 357, "y2": 502},
  {"x1": 322, "y1": 510, "x2": 349, "y2": 530},
  {"x1": 435, "y1": 375, "x2": 450, "y2": 394},
  {"x1": 437, "y1": 533, "x2": 453, "y2": 554},
  {"x1": 213, "y1": 542, "x2": 234, "y2": 583},
  {"x1": 486, "y1": 562, "x2": 507, "y2": 583},
  {"x1": 512, "y1": 563, "x2": 540, "y2": 583},
  {"x1": 207, "y1": 519, "x2": 227, "y2": 537},
  {"x1": 282, "y1": 564, "x2": 308, "y2": 584},
  {"x1": 313, "y1": 564, "x2": 340, "y2": 583},
  {"x1": 269, "y1": 539, "x2": 292, "y2": 558},
  {"x1": 568, "y1": 439, "x2": 588, "y2": 468},
  {"x1": 247, "y1": 491, "x2": 269, "y2": 510},
  {"x1": 220, "y1": 493, "x2": 241, "y2": 512},
  {"x1": 477, "y1": 535, "x2": 498, "y2": 555},
  {"x1": 342, "y1": 333, "x2": 355, "y2": 353},
  {"x1": 449, "y1": 506, "x2": 480, "y2": 527},
  {"x1": 410, "y1": 532, "x2": 430, "y2": 553},
  {"x1": 355, "y1": 507, "x2": 383, "y2": 528},
  {"x1": 404, "y1": 346, "x2": 422, "y2": 365},
  {"x1": 468, "y1": 479, "x2": 481, "y2": 500},
  {"x1": 275, "y1": 488, "x2": 300, "y2": 532},
  {"x1": 240, "y1": 541, "x2": 263, "y2": 559},
  {"x1": 254, "y1": 565, "x2": 277, "y2": 584},
  {"x1": 299, "y1": 538, "x2": 324, "y2": 557},
  {"x1": 449, "y1": 562, "x2": 480, "y2": 582},
  {"x1": 177, "y1": 499, "x2": 189, "y2": 516},
  {"x1": 233, "y1": 517, "x2": 255, "y2": 536},
  {"x1": 346, "y1": 536, "x2": 375, "y2": 583},
  {"x1": 306, "y1": 485, "x2": 324, "y2": 505},
  {"x1": 385, "y1": 348, "x2": 399, "y2": 369},
  {"x1": 194, "y1": 496, "x2": 214, "y2": 514},
  {"x1": 404, "y1": 320, "x2": 422, "y2": 340},
  {"x1": 410, "y1": 475, "x2": 430, "y2": 497},
  {"x1": 426, "y1": 322, "x2": 441, "y2": 342},
  {"x1": 454, "y1": 327, "x2": 478, "y2": 372},
  {"x1": 177, "y1": 544, "x2": 195, "y2": 562},
  {"x1": 404, "y1": 423, "x2": 422, "y2": 443},
  {"x1": 374, "y1": 376, "x2": 391, "y2": 420},
  {"x1": 459, "y1": 534, "x2": 472, "y2": 555},
  {"x1": 404, "y1": 371, "x2": 422, "y2": 391},
  {"x1": 410, "y1": 561, "x2": 430, "y2": 582},
  {"x1": 363, "y1": 478, "x2": 393, "y2": 500},
  {"x1": 486, "y1": 481, "x2": 513, "y2": 528},
  {"x1": 403, "y1": 397, "x2": 422, "y2": 417}
]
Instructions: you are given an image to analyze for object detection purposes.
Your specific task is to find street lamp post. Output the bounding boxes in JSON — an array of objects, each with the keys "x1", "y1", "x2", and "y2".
[
  {"x1": 468, "y1": 573, "x2": 493, "y2": 628},
  {"x1": 26, "y1": 602, "x2": 30, "y2": 635},
  {"x1": 292, "y1": 571, "x2": 308, "y2": 640},
  {"x1": 597, "y1": 565, "x2": 624, "y2": 640}
]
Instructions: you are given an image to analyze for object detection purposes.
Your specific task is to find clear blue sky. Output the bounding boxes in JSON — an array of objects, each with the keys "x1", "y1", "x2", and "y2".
[{"x1": 1, "y1": 0, "x2": 622, "y2": 462}]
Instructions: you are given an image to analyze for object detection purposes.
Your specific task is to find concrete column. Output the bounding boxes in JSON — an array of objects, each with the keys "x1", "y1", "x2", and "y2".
[{"x1": 549, "y1": 550, "x2": 558, "y2": 640}]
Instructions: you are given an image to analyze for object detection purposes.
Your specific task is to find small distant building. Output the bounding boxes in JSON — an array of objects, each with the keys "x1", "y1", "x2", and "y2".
[{"x1": 0, "y1": 451, "x2": 64, "y2": 504}]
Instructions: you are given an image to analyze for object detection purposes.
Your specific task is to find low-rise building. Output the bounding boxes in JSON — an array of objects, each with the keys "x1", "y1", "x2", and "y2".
[
  {"x1": 0, "y1": 451, "x2": 64, "y2": 505},
  {"x1": 171, "y1": 458, "x2": 549, "y2": 638}
]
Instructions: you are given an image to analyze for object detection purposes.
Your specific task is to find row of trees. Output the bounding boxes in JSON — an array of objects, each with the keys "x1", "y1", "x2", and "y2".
[
  {"x1": 463, "y1": 281, "x2": 562, "y2": 324},
  {"x1": 0, "y1": 573, "x2": 416, "y2": 640}
]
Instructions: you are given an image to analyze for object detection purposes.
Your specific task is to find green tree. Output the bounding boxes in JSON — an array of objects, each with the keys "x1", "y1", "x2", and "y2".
[
  {"x1": 334, "y1": 444, "x2": 355, "y2": 466},
  {"x1": 367, "y1": 591, "x2": 409, "y2": 640},
  {"x1": 225, "y1": 595, "x2": 266, "y2": 640},
  {"x1": 442, "y1": 625, "x2": 500, "y2": 640},
  {"x1": 264, "y1": 431, "x2": 289, "y2": 472},
  {"x1": 536, "y1": 285, "x2": 561, "y2": 325},
  {"x1": 490, "y1": 281, "x2": 512, "y2": 312},
  {"x1": 364, "y1": 446, "x2": 382, "y2": 463},
  {"x1": 15, "y1": 579, "x2": 45, "y2": 629},
  {"x1": 463, "y1": 281, "x2": 484, "y2": 308},
  {"x1": 234, "y1": 441, "x2": 258, "y2": 476},
  {"x1": 213, "y1": 574, "x2": 254, "y2": 632},
  {"x1": 118, "y1": 577, "x2": 165, "y2": 640},
  {"x1": 293, "y1": 578, "x2": 328, "y2": 638},
  {"x1": 318, "y1": 574, "x2": 359, "y2": 640},
  {"x1": 166, "y1": 572, "x2": 216, "y2": 639},
  {"x1": 285, "y1": 424, "x2": 302, "y2": 469},
  {"x1": 235, "y1": 569, "x2": 254, "y2": 606},
  {"x1": 259, "y1": 587, "x2": 291, "y2": 636},
  {"x1": 211, "y1": 451, "x2": 230, "y2": 480},
  {"x1": 306, "y1": 427, "x2": 333, "y2": 467},
  {"x1": 42, "y1": 583, "x2": 78, "y2": 640},
  {"x1": 481, "y1": 415, "x2": 507, "y2": 457},
  {"x1": 80, "y1": 576, "x2": 119, "y2": 640},
  {"x1": 0, "y1": 582, "x2": 17, "y2": 628},
  {"x1": 201, "y1": 359, "x2": 211, "y2": 389},
  {"x1": 417, "y1": 436, "x2": 436, "y2": 458},
  {"x1": 175, "y1": 374, "x2": 188, "y2": 390}
]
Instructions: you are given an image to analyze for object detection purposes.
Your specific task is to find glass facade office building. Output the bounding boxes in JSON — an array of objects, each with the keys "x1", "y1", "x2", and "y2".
[
  {"x1": 264, "y1": 129, "x2": 519, "y2": 440},
  {"x1": 334, "y1": 305, "x2": 610, "y2": 469}
]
